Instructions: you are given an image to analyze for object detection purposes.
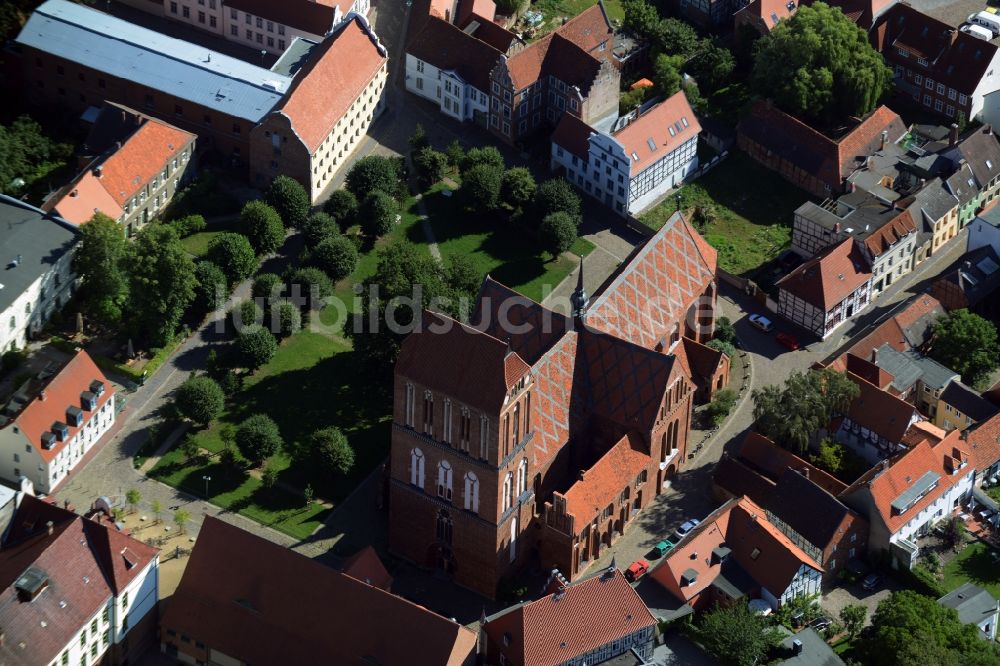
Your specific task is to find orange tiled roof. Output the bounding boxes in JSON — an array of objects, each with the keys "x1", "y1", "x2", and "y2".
[
  {"x1": 13, "y1": 351, "x2": 114, "y2": 465},
  {"x1": 738, "y1": 0, "x2": 797, "y2": 31},
  {"x1": 966, "y1": 411, "x2": 1000, "y2": 474},
  {"x1": 341, "y1": 546, "x2": 393, "y2": 591},
  {"x1": 276, "y1": 17, "x2": 386, "y2": 153},
  {"x1": 94, "y1": 118, "x2": 193, "y2": 206},
  {"x1": 842, "y1": 294, "x2": 945, "y2": 361},
  {"x1": 485, "y1": 569, "x2": 655, "y2": 666},
  {"x1": 863, "y1": 209, "x2": 916, "y2": 257},
  {"x1": 551, "y1": 3, "x2": 614, "y2": 55},
  {"x1": 845, "y1": 372, "x2": 919, "y2": 444},
  {"x1": 776, "y1": 237, "x2": 871, "y2": 311},
  {"x1": 50, "y1": 171, "x2": 124, "y2": 226},
  {"x1": 562, "y1": 433, "x2": 650, "y2": 524},
  {"x1": 737, "y1": 432, "x2": 847, "y2": 495},
  {"x1": 614, "y1": 91, "x2": 701, "y2": 177}
]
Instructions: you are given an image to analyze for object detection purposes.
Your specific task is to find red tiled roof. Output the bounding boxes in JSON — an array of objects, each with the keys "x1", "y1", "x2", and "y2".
[
  {"x1": 737, "y1": 432, "x2": 847, "y2": 496},
  {"x1": 614, "y1": 91, "x2": 701, "y2": 177},
  {"x1": 551, "y1": 3, "x2": 614, "y2": 56},
  {"x1": 562, "y1": 433, "x2": 650, "y2": 524},
  {"x1": 826, "y1": 352, "x2": 894, "y2": 390},
  {"x1": 505, "y1": 33, "x2": 601, "y2": 92},
  {"x1": 842, "y1": 294, "x2": 945, "y2": 361},
  {"x1": 588, "y1": 212, "x2": 717, "y2": 349},
  {"x1": 845, "y1": 372, "x2": 919, "y2": 444},
  {"x1": 680, "y1": 336, "x2": 726, "y2": 383},
  {"x1": 551, "y1": 112, "x2": 594, "y2": 162},
  {"x1": 224, "y1": 0, "x2": 335, "y2": 34},
  {"x1": 777, "y1": 237, "x2": 871, "y2": 311},
  {"x1": 822, "y1": 0, "x2": 893, "y2": 26},
  {"x1": 966, "y1": 411, "x2": 1000, "y2": 474},
  {"x1": 485, "y1": 569, "x2": 655, "y2": 666},
  {"x1": 161, "y1": 517, "x2": 477, "y2": 665},
  {"x1": 0, "y1": 496, "x2": 157, "y2": 666},
  {"x1": 473, "y1": 277, "x2": 569, "y2": 366},
  {"x1": 737, "y1": 0, "x2": 797, "y2": 32},
  {"x1": 341, "y1": 546, "x2": 392, "y2": 591},
  {"x1": 457, "y1": 0, "x2": 497, "y2": 23},
  {"x1": 276, "y1": 17, "x2": 386, "y2": 153},
  {"x1": 863, "y1": 209, "x2": 916, "y2": 257},
  {"x1": 901, "y1": 420, "x2": 945, "y2": 449},
  {"x1": 13, "y1": 351, "x2": 114, "y2": 465},
  {"x1": 93, "y1": 118, "x2": 194, "y2": 207},
  {"x1": 50, "y1": 171, "x2": 124, "y2": 227},
  {"x1": 462, "y1": 13, "x2": 520, "y2": 52}
]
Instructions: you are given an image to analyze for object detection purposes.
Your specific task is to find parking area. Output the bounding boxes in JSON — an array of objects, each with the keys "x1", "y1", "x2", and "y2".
[
  {"x1": 911, "y1": 0, "x2": 1000, "y2": 42},
  {"x1": 821, "y1": 578, "x2": 901, "y2": 627}
]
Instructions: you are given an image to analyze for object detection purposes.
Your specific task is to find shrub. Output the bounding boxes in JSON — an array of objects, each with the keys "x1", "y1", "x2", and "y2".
[
  {"x1": 229, "y1": 299, "x2": 263, "y2": 333},
  {"x1": 715, "y1": 316, "x2": 736, "y2": 344},
  {"x1": 252, "y1": 272, "x2": 284, "y2": 304},
  {"x1": 308, "y1": 426, "x2": 355, "y2": 476},
  {"x1": 236, "y1": 324, "x2": 278, "y2": 370},
  {"x1": 413, "y1": 146, "x2": 448, "y2": 189},
  {"x1": 538, "y1": 211, "x2": 579, "y2": 256},
  {"x1": 262, "y1": 465, "x2": 278, "y2": 489},
  {"x1": 285, "y1": 266, "x2": 334, "y2": 308},
  {"x1": 207, "y1": 232, "x2": 257, "y2": 284},
  {"x1": 360, "y1": 190, "x2": 398, "y2": 238},
  {"x1": 312, "y1": 234, "x2": 359, "y2": 282},
  {"x1": 273, "y1": 300, "x2": 302, "y2": 337},
  {"x1": 169, "y1": 214, "x2": 206, "y2": 237},
  {"x1": 265, "y1": 175, "x2": 310, "y2": 228},
  {"x1": 194, "y1": 261, "x2": 228, "y2": 312},
  {"x1": 706, "y1": 338, "x2": 736, "y2": 358},
  {"x1": 175, "y1": 376, "x2": 225, "y2": 426},
  {"x1": 241, "y1": 200, "x2": 285, "y2": 255},
  {"x1": 706, "y1": 388, "x2": 738, "y2": 425},
  {"x1": 323, "y1": 190, "x2": 359, "y2": 230},
  {"x1": 533, "y1": 178, "x2": 581, "y2": 221},
  {"x1": 235, "y1": 414, "x2": 282, "y2": 467},
  {"x1": 301, "y1": 212, "x2": 340, "y2": 248}
]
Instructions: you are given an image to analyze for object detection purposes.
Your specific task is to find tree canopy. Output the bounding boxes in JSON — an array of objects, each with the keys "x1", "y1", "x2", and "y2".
[
  {"x1": 175, "y1": 376, "x2": 225, "y2": 425},
  {"x1": 461, "y1": 146, "x2": 505, "y2": 173},
  {"x1": 930, "y1": 309, "x2": 1000, "y2": 387},
  {"x1": 696, "y1": 602, "x2": 784, "y2": 666},
  {"x1": 311, "y1": 234, "x2": 358, "y2": 281},
  {"x1": 532, "y1": 178, "x2": 581, "y2": 222},
  {"x1": 265, "y1": 175, "x2": 310, "y2": 228},
  {"x1": 345, "y1": 155, "x2": 400, "y2": 201},
  {"x1": 752, "y1": 368, "x2": 860, "y2": 453},
  {"x1": 194, "y1": 261, "x2": 228, "y2": 312},
  {"x1": 0, "y1": 115, "x2": 72, "y2": 195},
  {"x1": 539, "y1": 211, "x2": 579, "y2": 256},
  {"x1": 413, "y1": 146, "x2": 448, "y2": 189},
  {"x1": 301, "y1": 212, "x2": 340, "y2": 249},
  {"x1": 501, "y1": 167, "x2": 537, "y2": 211},
  {"x1": 751, "y1": 1, "x2": 892, "y2": 120},
  {"x1": 323, "y1": 189, "x2": 358, "y2": 230},
  {"x1": 241, "y1": 200, "x2": 285, "y2": 255},
  {"x1": 460, "y1": 164, "x2": 503, "y2": 211},
  {"x1": 360, "y1": 190, "x2": 398, "y2": 238},
  {"x1": 127, "y1": 224, "x2": 197, "y2": 345},
  {"x1": 207, "y1": 232, "x2": 257, "y2": 284},
  {"x1": 236, "y1": 325, "x2": 278, "y2": 370},
  {"x1": 235, "y1": 414, "x2": 282, "y2": 467},
  {"x1": 308, "y1": 426, "x2": 355, "y2": 476},
  {"x1": 73, "y1": 212, "x2": 129, "y2": 324}
]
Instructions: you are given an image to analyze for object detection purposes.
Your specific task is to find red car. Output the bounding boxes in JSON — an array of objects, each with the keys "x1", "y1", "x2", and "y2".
[
  {"x1": 776, "y1": 332, "x2": 800, "y2": 351},
  {"x1": 625, "y1": 559, "x2": 650, "y2": 582}
]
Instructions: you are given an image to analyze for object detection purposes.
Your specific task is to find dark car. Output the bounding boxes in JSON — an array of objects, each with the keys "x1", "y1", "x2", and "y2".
[
  {"x1": 862, "y1": 573, "x2": 883, "y2": 591},
  {"x1": 625, "y1": 559, "x2": 650, "y2": 582},
  {"x1": 810, "y1": 616, "x2": 833, "y2": 631},
  {"x1": 776, "y1": 332, "x2": 800, "y2": 351}
]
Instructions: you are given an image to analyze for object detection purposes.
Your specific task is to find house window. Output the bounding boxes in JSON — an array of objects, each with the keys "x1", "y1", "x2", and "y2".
[
  {"x1": 182, "y1": 5, "x2": 189, "y2": 17},
  {"x1": 404, "y1": 383, "x2": 415, "y2": 426},
  {"x1": 502, "y1": 472, "x2": 513, "y2": 512},
  {"x1": 479, "y1": 415, "x2": 489, "y2": 458},
  {"x1": 422, "y1": 391, "x2": 434, "y2": 436},
  {"x1": 198, "y1": 11, "x2": 205, "y2": 23},
  {"x1": 437, "y1": 460, "x2": 453, "y2": 500},
  {"x1": 169, "y1": 1, "x2": 177, "y2": 12},
  {"x1": 278, "y1": 39, "x2": 285, "y2": 50},
  {"x1": 959, "y1": 93, "x2": 968, "y2": 106},
  {"x1": 436, "y1": 509, "x2": 452, "y2": 544},
  {"x1": 464, "y1": 472, "x2": 479, "y2": 512},
  {"x1": 925, "y1": 78, "x2": 934, "y2": 89},
  {"x1": 517, "y1": 458, "x2": 527, "y2": 496},
  {"x1": 231, "y1": 25, "x2": 237, "y2": 35},
  {"x1": 230, "y1": 7, "x2": 236, "y2": 18},
  {"x1": 914, "y1": 74, "x2": 923, "y2": 85},
  {"x1": 278, "y1": 24, "x2": 285, "y2": 35},
  {"x1": 409, "y1": 448, "x2": 425, "y2": 487},
  {"x1": 442, "y1": 399, "x2": 452, "y2": 443},
  {"x1": 256, "y1": 16, "x2": 263, "y2": 27}
]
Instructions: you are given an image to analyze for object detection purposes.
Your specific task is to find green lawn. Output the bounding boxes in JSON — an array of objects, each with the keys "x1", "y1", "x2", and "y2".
[
  {"x1": 150, "y1": 330, "x2": 392, "y2": 539},
  {"x1": 419, "y1": 184, "x2": 595, "y2": 303},
  {"x1": 941, "y1": 541, "x2": 1000, "y2": 599},
  {"x1": 531, "y1": 0, "x2": 624, "y2": 29},
  {"x1": 179, "y1": 218, "x2": 245, "y2": 258},
  {"x1": 639, "y1": 151, "x2": 810, "y2": 276}
]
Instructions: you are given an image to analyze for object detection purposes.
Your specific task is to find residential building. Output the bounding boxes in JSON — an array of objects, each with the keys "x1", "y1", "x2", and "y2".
[
  {"x1": 778, "y1": 627, "x2": 846, "y2": 665},
  {"x1": 819, "y1": 0, "x2": 895, "y2": 28},
  {"x1": 674, "y1": 0, "x2": 752, "y2": 27},
  {"x1": 868, "y1": 344, "x2": 957, "y2": 405},
  {"x1": 833, "y1": 371, "x2": 923, "y2": 464},
  {"x1": 160, "y1": 516, "x2": 477, "y2": 665},
  {"x1": 944, "y1": 126, "x2": 1000, "y2": 211},
  {"x1": 944, "y1": 161, "x2": 982, "y2": 230},
  {"x1": 738, "y1": 100, "x2": 906, "y2": 197},
  {"x1": 841, "y1": 293, "x2": 945, "y2": 360},
  {"x1": 968, "y1": 211, "x2": 1000, "y2": 257},
  {"x1": 966, "y1": 411, "x2": 1000, "y2": 485},
  {"x1": 734, "y1": 0, "x2": 798, "y2": 41},
  {"x1": 713, "y1": 434, "x2": 868, "y2": 584},
  {"x1": 14, "y1": 0, "x2": 385, "y2": 202},
  {"x1": 0, "y1": 196, "x2": 77, "y2": 353},
  {"x1": 872, "y1": 4, "x2": 1000, "y2": 123},
  {"x1": 931, "y1": 245, "x2": 1000, "y2": 316},
  {"x1": 47, "y1": 103, "x2": 196, "y2": 236},
  {"x1": 776, "y1": 237, "x2": 872, "y2": 339},
  {"x1": 841, "y1": 431, "x2": 975, "y2": 568},
  {"x1": 550, "y1": 91, "x2": 701, "y2": 216},
  {"x1": 651, "y1": 496, "x2": 824, "y2": 611},
  {"x1": 488, "y1": 4, "x2": 619, "y2": 144},
  {"x1": 0, "y1": 494, "x2": 159, "y2": 666},
  {"x1": 250, "y1": 15, "x2": 387, "y2": 199},
  {"x1": 939, "y1": 584, "x2": 1000, "y2": 641},
  {"x1": 0, "y1": 351, "x2": 115, "y2": 494},
  {"x1": 480, "y1": 567, "x2": 656, "y2": 666},
  {"x1": 936, "y1": 381, "x2": 999, "y2": 432},
  {"x1": 388, "y1": 212, "x2": 718, "y2": 598},
  {"x1": 157, "y1": 0, "x2": 371, "y2": 54},
  {"x1": 905, "y1": 177, "x2": 961, "y2": 259}
]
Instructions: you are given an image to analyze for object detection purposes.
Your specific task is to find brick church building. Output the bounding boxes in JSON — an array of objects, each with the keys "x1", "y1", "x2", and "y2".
[{"x1": 387, "y1": 212, "x2": 722, "y2": 598}]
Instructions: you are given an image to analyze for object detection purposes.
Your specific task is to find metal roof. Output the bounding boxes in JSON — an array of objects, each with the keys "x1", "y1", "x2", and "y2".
[
  {"x1": 891, "y1": 470, "x2": 940, "y2": 514},
  {"x1": 17, "y1": 0, "x2": 291, "y2": 122}
]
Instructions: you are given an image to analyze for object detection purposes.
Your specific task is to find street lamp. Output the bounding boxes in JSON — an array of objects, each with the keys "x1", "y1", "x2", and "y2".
[
  {"x1": 202, "y1": 475, "x2": 211, "y2": 497},
  {"x1": 260, "y1": 49, "x2": 267, "y2": 67},
  {"x1": 675, "y1": 193, "x2": 682, "y2": 212}
]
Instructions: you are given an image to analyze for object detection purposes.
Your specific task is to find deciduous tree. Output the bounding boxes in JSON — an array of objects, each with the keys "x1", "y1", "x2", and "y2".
[
  {"x1": 360, "y1": 190, "x2": 398, "y2": 238},
  {"x1": 538, "y1": 211, "x2": 579, "y2": 256},
  {"x1": 309, "y1": 426, "x2": 355, "y2": 476},
  {"x1": 74, "y1": 212, "x2": 129, "y2": 323},
  {"x1": 345, "y1": 155, "x2": 400, "y2": 201},
  {"x1": 235, "y1": 414, "x2": 282, "y2": 467},
  {"x1": 312, "y1": 234, "x2": 359, "y2": 281},
  {"x1": 460, "y1": 164, "x2": 503, "y2": 211},
  {"x1": 265, "y1": 175, "x2": 310, "y2": 228},
  {"x1": 532, "y1": 178, "x2": 581, "y2": 221},
  {"x1": 236, "y1": 325, "x2": 278, "y2": 370},
  {"x1": 413, "y1": 146, "x2": 448, "y2": 189},
  {"x1": 241, "y1": 200, "x2": 285, "y2": 255},
  {"x1": 696, "y1": 602, "x2": 784, "y2": 666},
  {"x1": 501, "y1": 167, "x2": 537, "y2": 211},
  {"x1": 322, "y1": 190, "x2": 358, "y2": 230},
  {"x1": 460, "y1": 146, "x2": 505, "y2": 173},
  {"x1": 207, "y1": 232, "x2": 257, "y2": 284},
  {"x1": 930, "y1": 309, "x2": 1000, "y2": 387},
  {"x1": 127, "y1": 224, "x2": 197, "y2": 345},
  {"x1": 194, "y1": 261, "x2": 228, "y2": 312},
  {"x1": 175, "y1": 376, "x2": 225, "y2": 426}
]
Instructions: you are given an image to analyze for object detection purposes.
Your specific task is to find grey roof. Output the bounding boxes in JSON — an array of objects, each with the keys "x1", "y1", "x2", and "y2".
[
  {"x1": 910, "y1": 178, "x2": 960, "y2": 228},
  {"x1": 270, "y1": 37, "x2": 319, "y2": 77},
  {"x1": 938, "y1": 583, "x2": 999, "y2": 628},
  {"x1": 944, "y1": 163, "x2": 980, "y2": 208},
  {"x1": 891, "y1": 470, "x2": 941, "y2": 514},
  {"x1": 710, "y1": 560, "x2": 756, "y2": 600},
  {"x1": 874, "y1": 344, "x2": 924, "y2": 392},
  {"x1": 794, "y1": 194, "x2": 906, "y2": 243},
  {"x1": 0, "y1": 196, "x2": 78, "y2": 314},
  {"x1": 907, "y1": 351, "x2": 959, "y2": 391},
  {"x1": 17, "y1": 0, "x2": 291, "y2": 122},
  {"x1": 979, "y1": 206, "x2": 1000, "y2": 228},
  {"x1": 957, "y1": 126, "x2": 1000, "y2": 191},
  {"x1": 937, "y1": 246, "x2": 1000, "y2": 307},
  {"x1": 779, "y1": 628, "x2": 845, "y2": 666},
  {"x1": 940, "y1": 381, "x2": 999, "y2": 422}
]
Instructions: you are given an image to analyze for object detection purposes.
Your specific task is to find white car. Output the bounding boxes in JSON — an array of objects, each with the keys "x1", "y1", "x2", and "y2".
[
  {"x1": 673, "y1": 518, "x2": 701, "y2": 541},
  {"x1": 748, "y1": 314, "x2": 773, "y2": 333},
  {"x1": 961, "y1": 23, "x2": 994, "y2": 41}
]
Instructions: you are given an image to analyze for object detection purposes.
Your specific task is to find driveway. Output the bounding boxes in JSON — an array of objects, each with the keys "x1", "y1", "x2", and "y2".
[{"x1": 821, "y1": 578, "x2": 900, "y2": 627}]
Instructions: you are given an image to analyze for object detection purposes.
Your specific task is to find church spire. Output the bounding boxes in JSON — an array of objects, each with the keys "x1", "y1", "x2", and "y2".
[{"x1": 570, "y1": 255, "x2": 589, "y2": 321}]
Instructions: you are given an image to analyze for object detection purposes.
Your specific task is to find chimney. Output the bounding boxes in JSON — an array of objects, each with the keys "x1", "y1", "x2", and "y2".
[
  {"x1": 880, "y1": 129, "x2": 888, "y2": 150},
  {"x1": 871, "y1": 347, "x2": 878, "y2": 364},
  {"x1": 987, "y1": 126, "x2": 994, "y2": 136},
  {"x1": 950, "y1": 123, "x2": 959, "y2": 146},
  {"x1": 38, "y1": 390, "x2": 45, "y2": 401},
  {"x1": 834, "y1": 222, "x2": 841, "y2": 233},
  {"x1": 46, "y1": 521, "x2": 53, "y2": 536},
  {"x1": 578, "y1": 470, "x2": 586, "y2": 481},
  {"x1": 93, "y1": 165, "x2": 103, "y2": 178},
  {"x1": 70, "y1": 190, "x2": 79, "y2": 198},
  {"x1": 800, "y1": 466, "x2": 809, "y2": 479}
]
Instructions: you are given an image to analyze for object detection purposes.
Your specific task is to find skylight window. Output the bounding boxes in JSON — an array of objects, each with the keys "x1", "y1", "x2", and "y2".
[
  {"x1": 771, "y1": 12, "x2": 779, "y2": 24},
  {"x1": 647, "y1": 138, "x2": 657, "y2": 150},
  {"x1": 988, "y1": 159, "x2": 994, "y2": 169},
  {"x1": 631, "y1": 152, "x2": 639, "y2": 161},
  {"x1": 681, "y1": 117, "x2": 689, "y2": 127},
  {"x1": 668, "y1": 127, "x2": 676, "y2": 137}
]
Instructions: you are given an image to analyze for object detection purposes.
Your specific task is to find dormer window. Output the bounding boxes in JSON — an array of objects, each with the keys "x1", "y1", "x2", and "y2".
[
  {"x1": 66, "y1": 406, "x2": 84, "y2": 427},
  {"x1": 81, "y1": 391, "x2": 97, "y2": 412},
  {"x1": 52, "y1": 422, "x2": 69, "y2": 442},
  {"x1": 41, "y1": 432, "x2": 56, "y2": 450},
  {"x1": 89, "y1": 380, "x2": 105, "y2": 398},
  {"x1": 681, "y1": 568, "x2": 698, "y2": 586}
]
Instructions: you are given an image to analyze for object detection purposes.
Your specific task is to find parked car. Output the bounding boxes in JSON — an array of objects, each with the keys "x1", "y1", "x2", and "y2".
[
  {"x1": 810, "y1": 616, "x2": 833, "y2": 631},
  {"x1": 748, "y1": 314, "x2": 774, "y2": 333},
  {"x1": 961, "y1": 23, "x2": 994, "y2": 40},
  {"x1": 652, "y1": 540, "x2": 675, "y2": 558},
  {"x1": 776, "y1": 332, "x2": 800, "y2": 350},
  {"x1": 625, "y1": 559, "x2": 650, "y2": 582},
  {"x1": 673, "y1": 519, "x2": 701, "y2": 541},
  {"x1": 862, "y1": 573, "x2": 883, "y2": 591}
]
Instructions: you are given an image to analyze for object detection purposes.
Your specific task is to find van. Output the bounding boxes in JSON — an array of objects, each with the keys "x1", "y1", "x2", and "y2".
[
  {"x1": 962, "y1": 23, "x2": 995, "y2": 41},
  {"x1": 967, "y1": 11, "x2": 1000, "y2": 36}
]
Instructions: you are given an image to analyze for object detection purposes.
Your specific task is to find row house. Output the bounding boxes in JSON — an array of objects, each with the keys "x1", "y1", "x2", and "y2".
[
  {"x1": 388, "y1": 212, "x2": 718, "y2": 598},
  {"x1": 842, "y1": 431, "x2": 975, "y2": 568},
  {"x1": 550, "y1": 90, "x2": 701, "y2": 216},
  {"x1": 936, "y1": 380, "x2": 998, "y2": 432},
  {"x1": 969, "y1": 211, "x2": 1000, "y2": 258},
  {"x1": 155, "y1": 0, "x2": 371, "y2": 55},
  {"x1": 738, "y1": 99, "x2": 906, "y2": 197},
  {"x1": 0, "y1": 494, "x2": 159, "y2": 666},
  {"x1": 249, "y1": 15, "x2": 387, "y2": 200},
  {"x1": 0, "y1": 197, "x2": 78, "y2": 353},
  {"x1": 905, "y1": 177, "x2": 960, "y2": 261},
  {"x1": 651, "y1": 496, "x2": 824, "y2": 612},
  {"x1": 14, "y1": 1, "x2": 385, "y2": 202},
  {"x1": 833, "y1": 371, "x2": 923, "y2": 464},
  {"x1": 481, "y1": 568, "x2": 656, "y2": 666},
  {"x1": 488, "y1": 4, "x2": 619, "y2": 145},
  {"x1": 776, "y1": 237, "x2": 872, "y2": 340},
  {"x1": 942, "y1": 125, "x2": 1000, "y2": 214},
  {"x1": 931, "y1": 245, "x2": 1000, "y2": 316},
  {"x1": 161, "y1": 517, "x2": 477, "y2": 665},
  {"x1": 47, "y1": 103, "x2": 196, "y2": 237},
  {"x1": 712, "y1": 433, "x2": 868, "y2": 584},
  {"x1": 872, "y1": 4, "x2": 1000, "y2": 124},
  {"x1": 867, "y1": 344, "x2": 958, "y2": 413},
  {"x1": 0, "y1": 351, "x2": 115, "y2": 495}
]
